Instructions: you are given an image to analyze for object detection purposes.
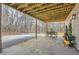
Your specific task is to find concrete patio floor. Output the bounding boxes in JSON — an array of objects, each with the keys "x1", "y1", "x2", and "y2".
[{"x1": 0, "y1": 36, "x2": 79, "y2": 55}]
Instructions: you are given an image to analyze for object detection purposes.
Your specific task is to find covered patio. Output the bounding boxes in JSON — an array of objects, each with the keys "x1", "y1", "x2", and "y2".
[{"x1": 0, "y1": 3, "x2": 79, "y2": 55}]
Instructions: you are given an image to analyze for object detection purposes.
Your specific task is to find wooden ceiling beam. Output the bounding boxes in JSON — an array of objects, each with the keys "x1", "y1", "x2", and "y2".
[
  {"x1": 23, "y1": 4, "x2": 60, "y2": 13},
  {"x1": 22, "y1": 4, "x2": 50, "y2": 12},
  {"x1": 34, "y1": 12, "x2": 69, "y2": 21},
  {"x1": 26, "y1": 3, "x2": 64, "y2": 14},
  {"x1": 29, "y1": 12, "x2": 71, "y2": 22},
  {"x1": 22, "y1": 3, "x2": 44, "y2": 12},
  {"x1": 3, "y1": 3, "x2": 76, "y2": 22},
  {"x1": 8, "y1": 3, "x2": 21, "y2": 9},
  {"x1": 28, "y1": 4, "x2": 75, "y2": 15},
  {"x1": 43, "y1": 5, "x2": 74, "y2": 15},
  {"x1": 17, "y1": 4, "x2": 29, "y2": 10},
  {"x1": 24, "y1": 3, "x2": 62, "y2": 13}
]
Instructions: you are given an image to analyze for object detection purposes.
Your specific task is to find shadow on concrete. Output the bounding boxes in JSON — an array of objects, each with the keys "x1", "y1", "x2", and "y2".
[{"x1": 2, "y1": 35, "x2": 34, "y2": 49}]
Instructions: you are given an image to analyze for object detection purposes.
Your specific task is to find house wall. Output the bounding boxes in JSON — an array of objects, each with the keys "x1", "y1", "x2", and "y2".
[{"x1": 65, "y1": 4, "x2": 79, "y2": 45}]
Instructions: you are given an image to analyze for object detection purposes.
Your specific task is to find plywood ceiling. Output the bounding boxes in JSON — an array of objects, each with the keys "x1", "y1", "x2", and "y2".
[{"x1": 4, "y1": 3, "x2": 76, "y2": 22}]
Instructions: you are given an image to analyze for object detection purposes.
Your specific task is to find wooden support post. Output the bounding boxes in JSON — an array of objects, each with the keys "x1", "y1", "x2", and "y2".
[
  {"x1": 46, "y1": 23, "x2": 48, "y2": 32},
  {"x1": 0, "y1": 4, "x2": 2, "y2": 53},
  {"x1": 46, "y1": 23, "x2": 48, "y2": 36},
  {"x1": 35, "y1": 19, "x2": 37, "y2": 39}
]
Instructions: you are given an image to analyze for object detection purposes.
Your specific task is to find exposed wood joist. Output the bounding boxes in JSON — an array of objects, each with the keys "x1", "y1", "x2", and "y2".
[
  {"x1": 23, "y1": 3, "x2": 45, "y2": 12},
  {"x1": 23, "y1": 4, "x2": 60, "y2": 13},
  {"x1": 4, "y1": 3, "x2": 76, "y2": 22},
  {"x1": 17, "y1": 4, "x2": 28, "y2": 10},
  {"x1": 28, "y1": 4, "x2": 75, "y2": 15}
]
